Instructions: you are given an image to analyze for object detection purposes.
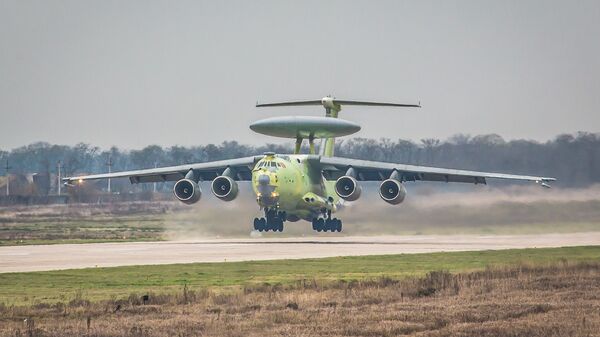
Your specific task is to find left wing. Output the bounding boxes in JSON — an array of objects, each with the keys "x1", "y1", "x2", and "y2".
[
  {"x1": 63, "y1": 156, "x2": 261, "y2": 185},
  {"x1": 319, "y1": 156, "x2": 555, "y2": 187}
]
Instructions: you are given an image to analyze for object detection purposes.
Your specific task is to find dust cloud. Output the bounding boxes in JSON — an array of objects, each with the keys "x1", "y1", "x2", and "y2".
[{"x1": 162, "y1": 183, "x2": 600, "y2": 238}]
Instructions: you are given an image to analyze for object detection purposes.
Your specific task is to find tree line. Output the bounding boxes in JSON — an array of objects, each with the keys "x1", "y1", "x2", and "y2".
[{"x1": 1, "y1": 132, "x2": 598, "y2": 188}]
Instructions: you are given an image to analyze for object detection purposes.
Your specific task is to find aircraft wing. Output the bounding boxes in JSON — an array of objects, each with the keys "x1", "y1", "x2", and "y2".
[
  {"x1": 319, "y1": 156, "x2": 555, "y2": 187},
  {"x1": 63, "y1": 156, "x2": 261, "y2": 185}
]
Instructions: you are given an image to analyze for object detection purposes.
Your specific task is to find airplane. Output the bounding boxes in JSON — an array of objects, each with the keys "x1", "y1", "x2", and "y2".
[{"x1": 63, "y1": 97, "x2": 555, "y2": 233}]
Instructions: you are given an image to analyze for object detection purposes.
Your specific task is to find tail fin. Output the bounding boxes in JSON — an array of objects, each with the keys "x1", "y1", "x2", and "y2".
[{"x1": 319, "y1": 137, "x2": 335, "y2": 157}]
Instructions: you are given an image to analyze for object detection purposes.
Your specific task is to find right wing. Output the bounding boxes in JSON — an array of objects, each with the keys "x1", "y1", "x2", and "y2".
[
  {"x1": 319, "y1": 156, "x2": 556, "y2": 186},
  {"x1": 63, "y1": 156, "x2": 261, "y2": 185}
]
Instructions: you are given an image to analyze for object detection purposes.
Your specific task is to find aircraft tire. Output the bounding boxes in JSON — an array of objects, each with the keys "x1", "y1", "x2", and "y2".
[
  {"x1": 324, "y1": 219, "x2": 335, "y2": 232},
  {"x1": 259, "y1": 218, "x2": 267, "y2": 232},
  {"x1": 253, "y1": 218, "x2": 260, "y2": 231}
]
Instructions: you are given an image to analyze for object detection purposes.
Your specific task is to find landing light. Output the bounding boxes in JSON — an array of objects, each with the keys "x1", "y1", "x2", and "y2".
[
  {"x1": 78, "y1": 179, "x2": 83, "y2": 184},
  {"x1": 271, "y1": 192, "x2": 279, "y2": 198}
]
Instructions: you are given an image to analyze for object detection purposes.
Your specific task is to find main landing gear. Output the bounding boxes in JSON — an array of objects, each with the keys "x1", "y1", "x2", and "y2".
[
  {"x1": 312, "y1": 212, "x2": 342, "y2": 232},
  {"x1": 254, "y1": 209, "x2": 285, "y2": 232}
]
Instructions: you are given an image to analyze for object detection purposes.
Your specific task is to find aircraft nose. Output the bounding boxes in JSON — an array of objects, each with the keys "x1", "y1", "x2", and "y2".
[{"x1": 258, "y1": 174, "x2": 270, "y2": 185}]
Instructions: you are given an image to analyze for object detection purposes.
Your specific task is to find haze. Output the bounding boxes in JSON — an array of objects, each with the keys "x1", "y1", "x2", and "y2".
[{"x1": 1, "y1": 0, "x2": 599, "y2": 150}]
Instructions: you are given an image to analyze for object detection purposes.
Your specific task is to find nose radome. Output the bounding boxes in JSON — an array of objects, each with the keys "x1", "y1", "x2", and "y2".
[{"x1": 258, "y1": 174, "x2": 270, "y2": 185}]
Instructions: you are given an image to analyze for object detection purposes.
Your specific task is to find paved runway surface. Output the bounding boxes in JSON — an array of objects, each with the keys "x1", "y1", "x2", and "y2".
[{"x1": 1, "y1": 232, "x2": 599, "y2": 273}]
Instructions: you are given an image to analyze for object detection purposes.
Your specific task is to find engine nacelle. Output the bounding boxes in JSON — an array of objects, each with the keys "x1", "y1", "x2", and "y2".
[
  {"x1": 173, "y1": 179, "x2": 201, "y2": 205},
  {"x1": 335, "y1": 176, "x2": 362, "y2": 201},
  {"x1": 379, "y1": 179, "x2": 407, "y2": 205},
  {"x1": 211, "y1": 176, "x2": 239, "y2": 201}
]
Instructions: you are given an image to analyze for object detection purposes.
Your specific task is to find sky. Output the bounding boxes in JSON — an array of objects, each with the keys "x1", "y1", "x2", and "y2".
[{"x1": 1, "y1": 0, "x2": 599, "y2": 150}]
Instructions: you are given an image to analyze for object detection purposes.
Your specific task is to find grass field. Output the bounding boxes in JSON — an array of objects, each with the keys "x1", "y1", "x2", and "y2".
[
  {"x1": 1, "y1": 247, "x2": 600, "y2": 336},
  {"x1": 1, "y1": 246, "x2": 599, "y2": 306},
  {"x1": 0, "y1": 203, "x2": 167, "y2": 246}
]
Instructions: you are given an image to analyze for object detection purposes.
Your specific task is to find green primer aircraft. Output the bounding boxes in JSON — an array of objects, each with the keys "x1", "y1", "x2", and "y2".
[{"x1": 64, "y1": 97, "x2": 555, "y2": 233}]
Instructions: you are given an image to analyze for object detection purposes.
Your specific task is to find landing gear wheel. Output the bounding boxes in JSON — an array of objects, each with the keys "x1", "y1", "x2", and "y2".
[
  {"x1": 313, "y1": 217, "x2": 343, "y2": 233},
  {"x1": 253, "y1": 218, "x2": 260, "y2": 231},
  {"x1": 324, "y1": 218, "x2": 332, "y2": 232},
  {"x1": 258, "y1": 218, "x2": 266, "y2": 231},
  {"x1": 314, "y1": 218, "x2": 321, "y2": 231},
  {"x1": 262, "y1": 208, "x2": 285, "y2": 233}
]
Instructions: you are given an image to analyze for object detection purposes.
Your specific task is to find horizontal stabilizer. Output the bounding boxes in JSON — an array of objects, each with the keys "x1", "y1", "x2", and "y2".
[
  {"x1": 256, "y1": 97, "x2": 421, "y2": 109},
  {"x1": 256, "y1": 100, "x2": 323, "y2": 107},
  {"x1": 334, "y1": 100, "x2": 420, "y2": 107}
]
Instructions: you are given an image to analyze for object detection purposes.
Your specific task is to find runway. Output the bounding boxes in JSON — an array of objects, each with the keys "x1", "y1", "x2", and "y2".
[{"x1": 1, "y1": 232, "x2": 599, "y2": 273}]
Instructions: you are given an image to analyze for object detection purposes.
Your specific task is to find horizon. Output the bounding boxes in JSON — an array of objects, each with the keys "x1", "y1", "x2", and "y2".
[{"x1": 3, "y1": 130, "x2": 597, "y2": 153}]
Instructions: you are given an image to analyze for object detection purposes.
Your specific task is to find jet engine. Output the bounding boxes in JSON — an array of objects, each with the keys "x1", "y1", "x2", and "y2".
[
  {"x1": 379, "y1": 179, "x2": 407, "y2": 205},
  {"x1": 173, "y1": 179, "x2": 201, "y2": 204},
  {"x1": 211, "y1": 176, "x2": 239, "y2": 201},
  {"x1": 334, "y1": 176, "x2": 362, "y2": 201}
]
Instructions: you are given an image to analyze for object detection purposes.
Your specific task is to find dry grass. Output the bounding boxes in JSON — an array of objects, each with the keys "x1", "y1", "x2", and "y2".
[
  {"x1": 0, "y1": 203, "x2": 169, "y2": 245},
  {"x1": 1, "y1": 261, "x2": 599, "y2": 336}
]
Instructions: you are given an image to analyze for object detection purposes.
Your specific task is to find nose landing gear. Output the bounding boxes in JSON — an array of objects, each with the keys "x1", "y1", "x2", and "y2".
[{"x1": 253, "y1": 209, "x2": 285, "y2": 232}]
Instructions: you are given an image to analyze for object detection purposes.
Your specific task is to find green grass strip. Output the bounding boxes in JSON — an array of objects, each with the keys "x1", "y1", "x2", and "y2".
[{"x1": 1, "y1": 246, "x2": 599, "y2": 305}]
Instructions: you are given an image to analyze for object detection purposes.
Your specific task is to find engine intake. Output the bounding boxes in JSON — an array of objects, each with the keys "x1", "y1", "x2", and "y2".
[
  {"x1": 335, "y1": 176, "x2": 362, "y2": 201},
  {"x1": 173, "y1": 179, "x2": 201, "y2": 204},
  {"x1": 379, "y1": 179, "x2": 407, "y2": 205},
  {"x1": 211, "y1": 176, "x2": 239, "y2": 201}
]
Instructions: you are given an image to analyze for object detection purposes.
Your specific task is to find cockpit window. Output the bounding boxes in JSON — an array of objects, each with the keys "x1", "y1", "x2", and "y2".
[{"x1": 257, "y1": 161, "x2": 284, "y2": 169}]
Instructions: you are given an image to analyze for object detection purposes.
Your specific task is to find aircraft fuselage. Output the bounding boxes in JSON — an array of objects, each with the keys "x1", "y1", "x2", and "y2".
[{"x1": 251, "y1": 154, "x2": 339, "y2": 222}]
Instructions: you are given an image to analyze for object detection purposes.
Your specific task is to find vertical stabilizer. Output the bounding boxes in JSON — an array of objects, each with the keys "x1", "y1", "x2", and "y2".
[
  {"x1": 320, "y1": 99, "x2": 340, "y2": 157},
  {"x1": 319, "y1": 137, "x2": 336, "y2": 157}
]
